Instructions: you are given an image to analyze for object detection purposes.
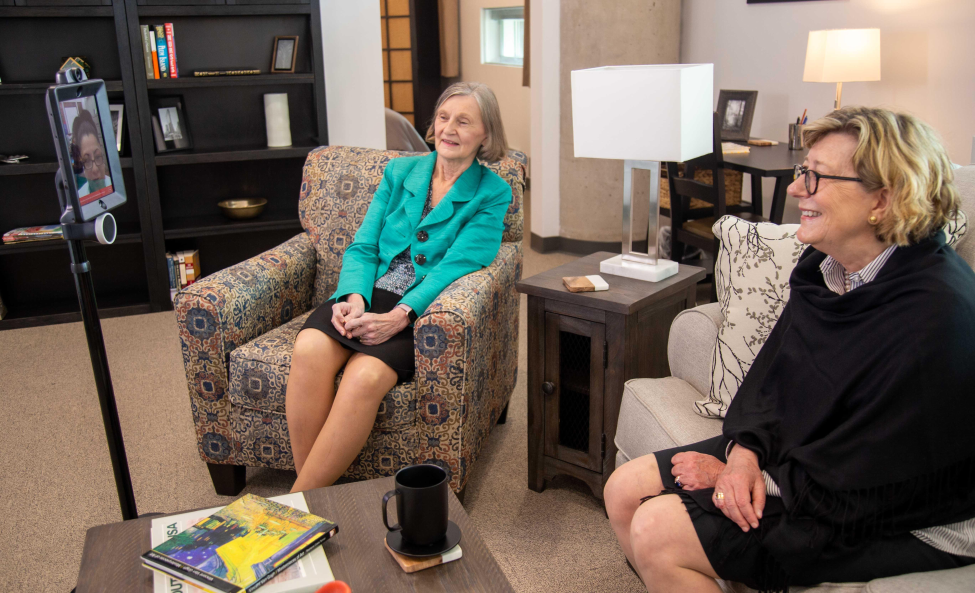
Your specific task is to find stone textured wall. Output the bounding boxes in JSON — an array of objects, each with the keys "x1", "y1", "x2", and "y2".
[{"x1": 559, "y1": 0, "x2": 681, "y2": 242}]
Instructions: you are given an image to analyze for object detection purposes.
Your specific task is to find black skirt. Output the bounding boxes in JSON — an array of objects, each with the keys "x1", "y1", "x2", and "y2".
[
  {"x1": 301, "y1": 288, "x2": 415, "y2": 383},
  {"x1": 650, "y1": 436, "x2": 975, "y2": 590}
]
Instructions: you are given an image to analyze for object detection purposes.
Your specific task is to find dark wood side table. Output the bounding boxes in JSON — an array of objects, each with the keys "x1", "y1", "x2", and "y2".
[
  {"x1": 723, "y1": 144, "x2": 807, "y2": 223},
  {"x1": 516, "y1": 253, "x2": 705, "y2": 499},
  {"x1": 75, "y1": 477, "x2": 513, "y2": 592}
]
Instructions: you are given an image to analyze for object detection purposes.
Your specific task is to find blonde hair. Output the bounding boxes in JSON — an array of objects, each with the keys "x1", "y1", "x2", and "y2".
[
  {"x1": 802, "y1": 106, "x2": 959, "y2": 246},
  {"x1": 424, "y1": 82, "x2": 508, "y2": 162}
]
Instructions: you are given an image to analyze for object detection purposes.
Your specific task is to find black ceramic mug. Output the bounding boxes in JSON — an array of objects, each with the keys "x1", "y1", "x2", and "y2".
[{"x1": 382, "y1": 464, "x2": 449, "y2": 546}]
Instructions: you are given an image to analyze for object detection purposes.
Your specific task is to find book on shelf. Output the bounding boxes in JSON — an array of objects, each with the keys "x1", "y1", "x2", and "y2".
[
  {"x1": 150, "y1": 493, "x2": 334, "y2": 593},
  {"x1": 142, "y1": 493, "x2": 338, "y2": 593},
  {"x1": 193, "y1": 70, "x2": 261, "y2": 77},
  {"x1": 141, "y1": 25, "x2": 154, "y2": 80},
  {"x1": 150, "y1": 30, "x2": 161, "y2": 79},
  {"x1": 155, "y1": 25, "x2": 170, "y2": 79},
  {"x1": 165, "y1": 23, "x2": 179, "y2": 78},
  {"x1": 3, "y1": 225, "x2": 63, "y2": 244},
  {"x1": 166, "y1": 250, "x2": 200, "y2": 293}
]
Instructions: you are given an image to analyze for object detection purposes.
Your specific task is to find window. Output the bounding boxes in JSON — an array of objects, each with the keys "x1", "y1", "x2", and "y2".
[{"x1": 482, "y1": 7, "x2": 524, "y2": 67}]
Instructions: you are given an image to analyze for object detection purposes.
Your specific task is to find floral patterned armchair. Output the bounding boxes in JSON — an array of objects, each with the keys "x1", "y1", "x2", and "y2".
[{"x1": 175, "y1": 146, "x2": 526, "y2": 496}]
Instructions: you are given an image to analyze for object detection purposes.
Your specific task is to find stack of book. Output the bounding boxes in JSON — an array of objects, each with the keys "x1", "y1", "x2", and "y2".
[
  {"x1": 2, "y1": 225, "x2": 63, "y2": 244},
  {"x1": 167, "y1": 249, "x2": 200, "y2": 300},
  {"x1": 141, "y1": 23, "x2": 179, "y2": 79},
  {"x1": 143, "y1": 493, "x2": 338, "y2": 593}
]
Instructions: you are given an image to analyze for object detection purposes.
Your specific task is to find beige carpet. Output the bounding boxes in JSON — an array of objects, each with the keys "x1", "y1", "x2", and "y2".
[{"x1": 0, "y1": 230, "x2": 679, "y2": 592}]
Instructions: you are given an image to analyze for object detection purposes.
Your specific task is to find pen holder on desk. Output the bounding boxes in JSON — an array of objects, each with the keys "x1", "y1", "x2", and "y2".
[{"x1": 788, "y1": 124, "x2": 805, "y2": 150}]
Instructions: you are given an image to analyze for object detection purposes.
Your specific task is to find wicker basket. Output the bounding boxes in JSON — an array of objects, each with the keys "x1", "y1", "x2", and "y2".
[{"x1": 659, "y1": 165, "x2": 743, "y2": 211}]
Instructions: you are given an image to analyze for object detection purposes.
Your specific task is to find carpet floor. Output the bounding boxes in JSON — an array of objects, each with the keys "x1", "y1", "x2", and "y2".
[{"x1": 0, "y1": 231, "x2": 688, "y2": 592}]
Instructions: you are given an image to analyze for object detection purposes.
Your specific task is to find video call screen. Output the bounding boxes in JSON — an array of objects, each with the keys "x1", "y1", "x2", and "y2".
[{"x1": 58, "y1": 97, "x2": 114, "y2": 206}]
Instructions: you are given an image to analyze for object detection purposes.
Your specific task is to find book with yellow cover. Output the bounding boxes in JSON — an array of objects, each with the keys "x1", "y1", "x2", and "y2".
[{"x1": 142, "y1": 494, "x2": 338, "y2": 593}]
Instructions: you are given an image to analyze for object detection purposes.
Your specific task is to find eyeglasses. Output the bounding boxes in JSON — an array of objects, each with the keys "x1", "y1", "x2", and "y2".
[
  {"x1": 793, "y1": 164, "x2": 863, "y2": 195},
  {"x1": 81, "y1": 154, "x2": 105, "y2": 171}
]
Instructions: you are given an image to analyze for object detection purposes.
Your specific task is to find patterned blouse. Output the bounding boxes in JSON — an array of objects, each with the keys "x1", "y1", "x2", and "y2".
[{"x1": 373, "y1": 182, "x2": 435, "y2": 296}]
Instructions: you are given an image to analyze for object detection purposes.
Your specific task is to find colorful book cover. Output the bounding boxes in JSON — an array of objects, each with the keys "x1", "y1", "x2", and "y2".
[
  {"x1": 2, "y1": 225, "x2": 63, "y2": 243},
  {"x1": 141, "y1": 25, "x2": 154, "y2": 80},
  {"x1": 149, "y1": 493, "x2": 334, "y2": 593},
  {"x1": 165, "y1": 23, "x2": 179, "y2": 78},
  {"x1": 150, "y1": 30, "x2": 160, "y2": 79},
  {"x1": 142, "y1": 494, "x2": 338, "y2": 593},
  {"x1": 155, "y1": 25, "x2": 170, "y2": 79}
]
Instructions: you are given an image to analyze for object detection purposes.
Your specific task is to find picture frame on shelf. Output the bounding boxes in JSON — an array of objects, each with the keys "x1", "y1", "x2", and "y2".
[
  {"x1": 716, "y1": 90, "x2": 758, "y2": 142},
  {"x1": 271, "y1": 36, "x2": 299, "y2": 74},
  {"x1": 150, "y1": 96, "x2": 192, "y2": 153},
  {"x1": 109, "y1": 104, "x2": 124, "y2": 153}
]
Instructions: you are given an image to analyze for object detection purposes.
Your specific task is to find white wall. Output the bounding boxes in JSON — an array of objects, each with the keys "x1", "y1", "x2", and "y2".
[
  {"x1": 682, "y1": 0, "x2": 975, "y2": 223},
  {"x1": 459, "y1": 0, "x2": 532, "y2": 156},
  {"x1": 530, "y1": 0, "x2": 561, "y2": 240},
  {"x1": 320, "y1": 1, "x2": 386, "y2": 149}
]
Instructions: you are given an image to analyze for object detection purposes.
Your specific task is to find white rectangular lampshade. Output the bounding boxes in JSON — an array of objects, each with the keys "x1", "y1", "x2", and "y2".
[
  {"x1": 803, "y1": 29, "x2": 881, "y2": 83},
  {"x1": 571, "y1": 64, "x2": 713, "y2": 162}
]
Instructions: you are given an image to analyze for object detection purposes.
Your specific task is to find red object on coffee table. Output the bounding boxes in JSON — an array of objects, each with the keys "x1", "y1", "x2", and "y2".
[{"x1": 316, "y1": 581, "x2": 352, "y2": 593}]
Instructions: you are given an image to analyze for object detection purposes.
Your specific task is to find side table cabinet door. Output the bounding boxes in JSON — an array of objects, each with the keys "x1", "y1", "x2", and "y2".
[{"x1": 543, "y1": 312, "x2": 606, "y2": 473}]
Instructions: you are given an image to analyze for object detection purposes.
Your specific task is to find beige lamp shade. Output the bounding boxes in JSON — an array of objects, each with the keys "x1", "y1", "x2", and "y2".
[
  {"x1": 571, "y1": 64, "x2": 713, "y2": 163},
  {"x1": 803, "y1": 29, "x2": 881, "y2": 83}
]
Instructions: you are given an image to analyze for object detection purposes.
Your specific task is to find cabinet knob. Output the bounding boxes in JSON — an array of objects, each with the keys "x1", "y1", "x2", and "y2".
[{"x1": 542, "y1": 382, "x2": 555, "y2": 395}]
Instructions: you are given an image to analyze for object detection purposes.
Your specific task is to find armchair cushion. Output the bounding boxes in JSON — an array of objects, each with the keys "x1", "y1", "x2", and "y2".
[{"x1": 697, "y1": 216, "x2": 802, "y2": 418}]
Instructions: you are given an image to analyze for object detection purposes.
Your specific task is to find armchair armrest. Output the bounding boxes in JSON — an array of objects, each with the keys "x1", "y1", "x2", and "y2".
[
  {"x1": 174, "y1": 232, "x2": 317, "y2": 465},
  {"x1": 667, "y1": 302, "x2": 724, "y2": 397},
  {"x1": 412, "y1": 242, "x2": 523, "y2": 491}
]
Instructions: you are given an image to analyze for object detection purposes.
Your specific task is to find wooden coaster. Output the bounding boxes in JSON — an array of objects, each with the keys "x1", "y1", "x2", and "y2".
[
  {"x1": 562, "y1": 275, "x2": 609, "y2": 293},
  {"x1": 383, "y1": 539, "x2": 463, "y2": 573}
]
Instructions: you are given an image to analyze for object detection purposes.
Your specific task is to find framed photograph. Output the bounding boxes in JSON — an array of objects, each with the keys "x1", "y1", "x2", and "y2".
[
  {"x1": 271, "y1": 36, "x2": 299, "y2": 73},
  {"x1": 109, "y1": 104, "x2": 124, "y2": 153},
  {"x1": 150, "y1": 96, "x2": 192, "y2": 153},
  {"x1": 716, "y1": 90, "x2": 758, "y2": 142}
]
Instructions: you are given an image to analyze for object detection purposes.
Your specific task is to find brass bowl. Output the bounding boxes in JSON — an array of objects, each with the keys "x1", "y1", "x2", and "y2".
[{"x1": 218, "y1": 198, "x2": 267, "y2": 219}]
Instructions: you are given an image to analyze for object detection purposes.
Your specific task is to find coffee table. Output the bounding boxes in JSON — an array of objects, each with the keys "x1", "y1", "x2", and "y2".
[{"x1": 75, "y1": 477, "x2": 514, "y2": 592}]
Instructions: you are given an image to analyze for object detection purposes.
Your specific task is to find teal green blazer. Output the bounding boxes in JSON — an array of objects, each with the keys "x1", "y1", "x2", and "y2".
[{"x1": 332, "y1": 151, "x2": 512, "y2": 316}]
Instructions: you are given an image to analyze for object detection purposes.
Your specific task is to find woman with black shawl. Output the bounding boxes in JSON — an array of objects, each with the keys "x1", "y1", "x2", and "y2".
[{"x1": 604, "y1": 106, "x2": 975, "y2": 592}]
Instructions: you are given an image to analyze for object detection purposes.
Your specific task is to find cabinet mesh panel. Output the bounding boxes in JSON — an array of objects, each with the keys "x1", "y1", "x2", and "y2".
[{"x1": 558, "y1": 331, "x2": 590, "y2": 452}]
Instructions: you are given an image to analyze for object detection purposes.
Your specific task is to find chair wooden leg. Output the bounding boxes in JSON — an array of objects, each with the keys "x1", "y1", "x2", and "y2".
[
  {"x1": 497, "y1": 402, "x2": 509, "y2": 425},
  {"x1": 207, "y1": 463, "x2": 246, "y2": 496},
  {"x1": 455, "y1": 485, "x2": 466, "y2": 505}
]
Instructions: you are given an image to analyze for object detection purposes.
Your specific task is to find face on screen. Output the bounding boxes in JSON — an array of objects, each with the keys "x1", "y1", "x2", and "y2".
[{"x1": 61, "y1": 98, "x2": 113, "y2": 204}]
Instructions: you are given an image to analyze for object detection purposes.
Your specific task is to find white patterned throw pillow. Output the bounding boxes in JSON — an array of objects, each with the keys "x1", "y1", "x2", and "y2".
[
  {"x1": 694, "y1": 212, "x2": 969, "y2": 419},
  {"x1": 694, "y1": 216, "x2": 804, "y2": 418}
]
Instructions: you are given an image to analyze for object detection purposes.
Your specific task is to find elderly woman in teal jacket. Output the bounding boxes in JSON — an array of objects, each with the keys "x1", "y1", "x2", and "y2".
[{"x1": 286, "y1": 82, "x2": 512, "y2": 492}]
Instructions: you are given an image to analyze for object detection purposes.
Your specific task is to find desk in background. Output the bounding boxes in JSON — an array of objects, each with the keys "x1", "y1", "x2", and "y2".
[{"x1": 723, "y1": 144, "x2": 807, "y2": 223}]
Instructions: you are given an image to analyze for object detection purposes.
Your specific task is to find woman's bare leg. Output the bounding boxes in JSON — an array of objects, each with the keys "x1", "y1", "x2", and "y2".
[
  {"x1": 291, "y1": 352, "x2": 398, "y2": 492},
  {"x1": 630, "y1": 495, "x2": 721, "y2": 593},
  {"x1": 604, "y1": 454, "x2": 666, "y2": 564},
  {"x1": 285, "y1": 329, "x2": 353, "y2": 475}
]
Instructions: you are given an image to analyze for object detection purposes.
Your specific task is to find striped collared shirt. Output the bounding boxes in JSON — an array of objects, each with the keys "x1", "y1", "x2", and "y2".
[
  {"x1": 733, "y1": 244, "x2": 975, "y2": 558},
  {"x1": 818, "y1": 245, "x2": 897, "y2": 294}
]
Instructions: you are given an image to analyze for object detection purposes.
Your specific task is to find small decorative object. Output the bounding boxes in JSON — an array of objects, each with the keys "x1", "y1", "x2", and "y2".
[
  {"x1": 109, "y1": 104, "x2": 124, "y2": 152},
  {"x1": 716, "y1": 90, "x2": 758, "y2": 142},
  {"x1": 218, "y1": 197, "x2": 267, "y2": 219},
  {"x1": 264, "y1": 93, "x2": 293, "y2": 147},
  {"x1": 0, "y1": 154, "x2": 29, "y2": 164},
  {"x1": 271, "y1": 36, "x2": 299, "y2": 73},
  {"x1": 803, "y1": 28, "x2": 881, "y2": 110},
  {"x1": 562, "y1": 275, "x2": 609, "y2": 293},
  {"x1": 150, "y1": 96, "x2": 192, "y2": 153},
  {"x1": 60, "y1": 56, "x2": 91, "y2": 78}
]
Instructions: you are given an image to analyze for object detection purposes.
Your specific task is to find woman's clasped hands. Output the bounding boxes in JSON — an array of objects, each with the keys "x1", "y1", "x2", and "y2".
[
  {"x1": 331, "y1": 294, "x2": 410, "y2": 346},
  {"x1": 670, "y1": 447, "x2": 766, "y2": 533}
]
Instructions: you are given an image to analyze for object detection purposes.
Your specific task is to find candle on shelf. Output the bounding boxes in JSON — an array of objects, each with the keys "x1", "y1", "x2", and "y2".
[{"x1": 264, "y1": 93, "x2": 292, "y2": 148}]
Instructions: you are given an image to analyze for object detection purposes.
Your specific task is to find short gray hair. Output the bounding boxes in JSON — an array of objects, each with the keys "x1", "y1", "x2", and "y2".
[{"x1": 424, "y1": 82, "x2": 509, "y2": 162}]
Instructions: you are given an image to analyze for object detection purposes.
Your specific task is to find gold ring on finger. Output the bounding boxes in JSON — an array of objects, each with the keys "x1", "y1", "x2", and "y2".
[{"x1": 714, "y1": 491, "x2": 725, "y2": 501}]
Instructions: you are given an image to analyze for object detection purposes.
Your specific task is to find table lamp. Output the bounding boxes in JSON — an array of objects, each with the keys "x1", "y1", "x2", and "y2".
[
  {"x1": 570, "y1": 63, "x2": 713, "y2": 282},
  {"x1": 803, "y1": 28, "x2": 881, "y2": 110}
]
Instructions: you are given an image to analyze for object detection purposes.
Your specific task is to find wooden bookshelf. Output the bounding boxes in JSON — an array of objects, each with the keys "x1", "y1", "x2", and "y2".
[{"x1": 0, "y1": 0, "x2": 327, "y2": 329}]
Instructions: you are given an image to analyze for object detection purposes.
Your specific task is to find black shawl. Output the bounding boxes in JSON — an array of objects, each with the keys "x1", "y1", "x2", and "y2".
[{"x1": 722, "y1": 232, "x2": 975, "y2": 579}]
